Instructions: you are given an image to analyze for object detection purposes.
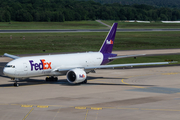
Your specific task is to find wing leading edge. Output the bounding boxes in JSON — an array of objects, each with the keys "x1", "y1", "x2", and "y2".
[
  {"x1": 56, "y1": 62, "x2": 172, "y2": 72},
  {"x1": 84, "y1": 62, "x2": 171, "y2": 69}
]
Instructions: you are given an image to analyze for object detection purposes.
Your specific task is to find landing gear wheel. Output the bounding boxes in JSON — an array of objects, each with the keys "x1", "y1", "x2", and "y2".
[
  {"x1": 46, "y1": 77, "x2": 50, "y2": 81},
  {"x1": 54, "y1": 77, "x2": 58, "y2": 81},
  {"x1": 46, "y1": 77, "x2": 58, "y2": 82},
  {"x1": 13, "y1": 78, "x2": 19, "y2": 87},
  {"x1": 14, "y1": 83, "x2": 19, "y2": 87}
]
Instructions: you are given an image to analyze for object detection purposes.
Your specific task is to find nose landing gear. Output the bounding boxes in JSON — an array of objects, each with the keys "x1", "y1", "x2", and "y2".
[
  {"x1": 12, "y1": 78, "x2": 19, "y2": 87},
  {"x1": 14, "y1": 82, "x2": 19, "y2": 87}
]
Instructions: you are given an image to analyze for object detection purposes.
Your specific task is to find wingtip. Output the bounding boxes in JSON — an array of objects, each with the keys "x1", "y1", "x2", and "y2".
[{"x1": 169, "y1": 61, "x2": 178, "y2": 63}]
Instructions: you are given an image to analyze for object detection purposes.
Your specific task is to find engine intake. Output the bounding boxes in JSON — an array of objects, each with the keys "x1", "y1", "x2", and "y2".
[{"x1": 66, "y1": 69, "x2": 87, "y2": 84}]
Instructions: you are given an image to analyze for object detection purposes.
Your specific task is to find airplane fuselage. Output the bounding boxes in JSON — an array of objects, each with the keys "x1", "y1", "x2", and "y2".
[{"x1": 3, "y1": 52, "x2": 104, "y2": 78}]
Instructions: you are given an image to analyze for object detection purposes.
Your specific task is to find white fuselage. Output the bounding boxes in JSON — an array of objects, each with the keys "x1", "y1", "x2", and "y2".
[{"x1": 3, "y1": 52, "x2": 103, "y2": 78}]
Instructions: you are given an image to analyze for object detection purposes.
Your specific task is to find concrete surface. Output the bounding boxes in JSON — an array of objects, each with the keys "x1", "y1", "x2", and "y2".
[{"x1": 0, "y1": 50, "x2": 180, "y2": 120}]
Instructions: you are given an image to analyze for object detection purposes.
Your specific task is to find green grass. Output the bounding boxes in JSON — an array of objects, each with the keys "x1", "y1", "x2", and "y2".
[
  {"x1": 0, "y1": 31, "x2": 180, "y2": 55},
  {"x1": 102, "y1": 20, "x2": 180, "y2": 29},
  {"x1": 1, "y1": 31, "x2": 180, "y2": 64},
  {"x1": 0, "y1": 21, "x2": 106, "y2": 29},
  {"x1": 1, "y1": 21, "x2": 180, "y2": 29}
]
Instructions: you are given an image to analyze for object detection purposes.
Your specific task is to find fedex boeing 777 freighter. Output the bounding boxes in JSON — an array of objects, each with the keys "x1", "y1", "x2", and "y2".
[{"x1": 3, "y1": 23, "x2": 170, "y2": 86}]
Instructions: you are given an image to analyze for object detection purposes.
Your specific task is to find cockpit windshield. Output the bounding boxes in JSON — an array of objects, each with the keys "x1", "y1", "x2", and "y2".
[{"x1": 5, "y1": 65, "x2": 15, "y2": 68}]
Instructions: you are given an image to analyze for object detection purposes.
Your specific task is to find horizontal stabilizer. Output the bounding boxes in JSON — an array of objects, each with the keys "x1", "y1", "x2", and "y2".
[
  {"x1": 109, "y1": 54, "x2": 146, "y2": 60},
  {"x1": 4, "y1": 53, "x2": 20, "y2": 59}
]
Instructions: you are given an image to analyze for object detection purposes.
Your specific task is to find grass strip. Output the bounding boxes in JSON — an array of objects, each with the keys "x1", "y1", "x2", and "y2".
[
  {"x1": 0, "y1": 31, "x2": 180, "y2": 55},
  {"x1": 102, "y1": 20, "x2": 180, "y2": 29},
  {"x1": 0, "y1": 21, "x2": 106, "y2": 29}
]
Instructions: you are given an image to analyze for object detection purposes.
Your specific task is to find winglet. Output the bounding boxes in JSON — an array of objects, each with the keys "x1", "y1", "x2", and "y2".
[
  {"x1": 99, "y1": 23, "x2": 118, "y2": 54},
  {"x1": 4, "y1": 53, "x2": 20, "y2": 59}
]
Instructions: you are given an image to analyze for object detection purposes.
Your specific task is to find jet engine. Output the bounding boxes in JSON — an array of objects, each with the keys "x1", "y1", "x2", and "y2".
[{"x1": 66, "y1": 69, "x2": 87, "y2": 84}]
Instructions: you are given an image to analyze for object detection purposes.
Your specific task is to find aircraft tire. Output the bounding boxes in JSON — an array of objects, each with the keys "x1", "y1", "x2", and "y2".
[
  {"x1": 46, "y1": 77, "x2": 50, "y2": 81},
  {"x1": 46, "y1": 77, "x2": 58, "y2": 81},
  {"x1": 54, "y1": 77, "x2": 58, "y2": 81},
  {"x1": 14, "y1": 83, "x2": 19, "y2": 87}
]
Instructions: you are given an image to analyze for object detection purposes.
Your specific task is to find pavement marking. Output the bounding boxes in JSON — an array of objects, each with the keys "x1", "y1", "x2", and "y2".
[
  {"x1": 141, "y1": 108, "x2": 180, "y2": 112},
  {"x1": 94, "y1": 81, "x2": 113, "y2": 84},
  {"x1": 91, "y1": 107, "x2": 102, "y2": 110},
  {"x1": 21, "y1": 105, "x2": 33, "y2": 108},
  {"x1": 37, "y1": 105, "x2": 49, "y2": 108},
  {"x1": 95, "y1": 111, "x2": 99, "y2": 120},
  {"x1": 1, "y1": 103, "x2": 180, "y2": 112},
  {"x1": 22, "y1": 108, "x2": 34, "y2": 120},
  {"x1": 95, "y1": 112, "x2": 99, "y2": 120},
  {"x1": 121, "y1": 79, "x2": 145, "y2": 88},
  {"x1": 117, "y1": 107, "x2": 139, "y2": 110},
  {"x1": 162, "y1": 72, "x2": 180, "y2": 75},
  {"x1": 84, "y1": 109, "x2": 89, "y2": 120},
  {"x1": 53, "y1": 108, "x2": 61, "y2": 120},
  {"x1": 75, "y1": 107, "x2": 87, "y2": 110}
]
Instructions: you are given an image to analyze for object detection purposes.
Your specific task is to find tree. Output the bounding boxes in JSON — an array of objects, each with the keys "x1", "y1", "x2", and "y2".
[
  {"x1": 4, "y1": 11, "x2": 11, "y2": 22},
  {"x1": 160, "y1": 14, "x2": 168, "y2": 20},
  {"x1": 16, "y1": 9, "x2": 33, "y2": 21},
  {"x1": 59, "y1": 12, "x2": 65, "y2": 22},
  {"x1": 74, "y1": 12, "x2": 81, "y2": 21}
]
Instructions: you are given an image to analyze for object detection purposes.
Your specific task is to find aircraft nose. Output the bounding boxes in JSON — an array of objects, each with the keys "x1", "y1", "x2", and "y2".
[
  {"x1": 3, "y1": 68, "x2": 13, "y2": 77},
  {"x1": 3, "y1": 68, "x2": 8, "y2": 76}
]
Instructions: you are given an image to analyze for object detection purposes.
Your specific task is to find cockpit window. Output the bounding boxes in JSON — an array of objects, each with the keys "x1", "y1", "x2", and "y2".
[{"x1": 5, "y1": 65, "x2": 15, "y2": 68}]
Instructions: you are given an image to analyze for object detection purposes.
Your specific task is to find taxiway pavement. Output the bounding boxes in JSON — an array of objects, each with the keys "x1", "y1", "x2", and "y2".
[{"x1": 1, "y1": 49, "x2": 180, "y2": 120}]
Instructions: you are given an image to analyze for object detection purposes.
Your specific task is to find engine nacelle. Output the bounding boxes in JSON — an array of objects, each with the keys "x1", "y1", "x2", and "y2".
[{"x1": 66, "y1": 69, "x2": 87, "y2": 84}]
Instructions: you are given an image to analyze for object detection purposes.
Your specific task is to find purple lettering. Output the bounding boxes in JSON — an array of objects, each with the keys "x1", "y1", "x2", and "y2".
[
  {"x1": 29, "y1": 60, "x2": 35, "y2": 71},
  {"x1": 29, "y1": 59, "x2": 51, "y2": 71},
  {"x1": 39, "y1": 60, "x2": 43, "y2": 70},
  {"x1": 35, "y1": 63, "x2": 39, "y2": 71}
]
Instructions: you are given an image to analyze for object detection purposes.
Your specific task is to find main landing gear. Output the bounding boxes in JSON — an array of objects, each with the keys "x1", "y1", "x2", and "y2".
[{"x1": 45, "y1": 76, "x2": 58, "y2": 82}]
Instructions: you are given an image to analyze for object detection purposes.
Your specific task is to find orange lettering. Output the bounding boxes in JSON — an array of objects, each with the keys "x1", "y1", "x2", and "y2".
[
  {"x1": 47, "y1": 62, "x2": 52, "y2": 69},
  {"x1": 41, "y1": 59, "x2": 47, "y2": 69}
]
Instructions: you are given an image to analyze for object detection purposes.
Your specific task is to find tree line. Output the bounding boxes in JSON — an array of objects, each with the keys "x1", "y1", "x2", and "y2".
[
  {"x1": 0, "y1": 0, "x2": 180, "y2": 22},
  {"x1": 83, "y1": 0, "x2": 180, "y2": 9}
]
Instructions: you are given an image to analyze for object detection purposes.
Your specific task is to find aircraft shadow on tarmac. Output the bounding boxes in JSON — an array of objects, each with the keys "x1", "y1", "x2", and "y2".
[
  {"x1": 0, "y1": 76, "x2": 154, "y2": 87},
  {"x1": 0, "y1": 74, "x2": 10, "y2": 79}
]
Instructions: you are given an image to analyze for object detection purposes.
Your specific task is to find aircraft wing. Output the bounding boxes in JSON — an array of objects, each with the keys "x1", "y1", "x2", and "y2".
[
  {"x1": 109, "y1": 54, "x2": 146, "y2": 60},
  {"x1": 4, "y1": 53, "x2": 20, "y2": 59},
  {"x1": 85, "y1": 62, "x2": 171, "y2": 70},
  {"x1": 56, "y1": 62, "x2": 171, "y2": 72}
]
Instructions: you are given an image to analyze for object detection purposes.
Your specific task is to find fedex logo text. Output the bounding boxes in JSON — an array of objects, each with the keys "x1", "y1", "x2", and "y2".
[
  {"x1": 79, "y1": 74, "x2": 85, "y2": 78},
  {"x1": 106, "y1": 39, "x2": 113, "y2": 44},
  {"x1": 29, "y1": 59, "x2": 52, "y2": 71}
]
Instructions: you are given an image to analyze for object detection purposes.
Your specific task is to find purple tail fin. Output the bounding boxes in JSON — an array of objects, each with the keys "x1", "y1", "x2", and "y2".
[{"x1": 99, "y1": 23, "x2": 118, "y2": 54}]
